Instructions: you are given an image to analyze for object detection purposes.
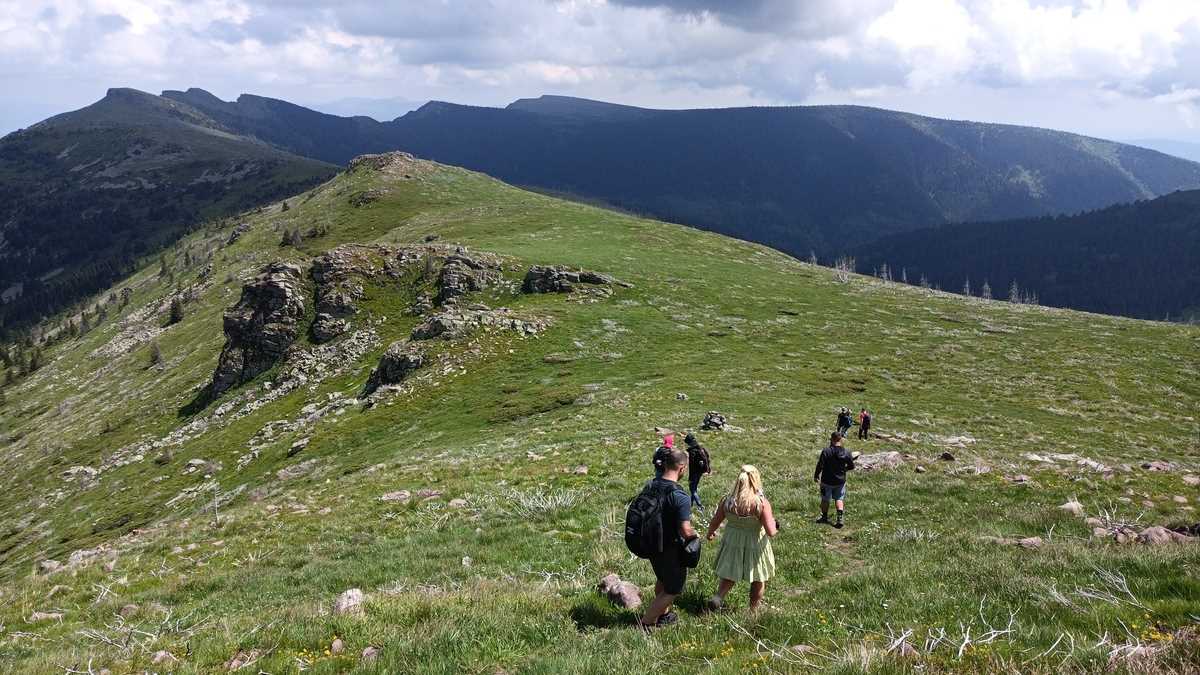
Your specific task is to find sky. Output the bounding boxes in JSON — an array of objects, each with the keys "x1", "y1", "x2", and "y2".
[{"x1": 3, "y1": 0, "x2": 1200, "y2": 144}]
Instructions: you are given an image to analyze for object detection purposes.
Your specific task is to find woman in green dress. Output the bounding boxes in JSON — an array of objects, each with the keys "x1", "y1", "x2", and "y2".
[{"x1": 704, "y1": 465, "x2": 778, "y2": 612}]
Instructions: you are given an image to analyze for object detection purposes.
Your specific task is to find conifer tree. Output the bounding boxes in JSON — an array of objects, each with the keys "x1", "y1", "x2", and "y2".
[
  {"x1": 980, "y1": 280, "x2": 992, "y2": 300},
  {"x1": 1008, "y1": 280, "x2": 1021, "y2": 303},
  {"x1": 149, "y1": 341, "x2": 163, "y2": 367},
  {"x1": 962, "y1": 277, "x2": 972, "y2": 296},
  {"x1": 168, "y1": 297, "x2": 185, "y2": 325}
]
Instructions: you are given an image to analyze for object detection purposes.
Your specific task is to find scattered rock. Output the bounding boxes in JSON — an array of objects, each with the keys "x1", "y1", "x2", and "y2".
[
  {"x1": 288, "y1": 437, "x2": 310, "y2": 458},
  {"x1": 597, "y1": 573, "x2": 642, "y2": 610},
  {"x1": 210, "y1": 262, "x2": 306, "y2": 397},
  {"x1": 276, "y1": 459, "x2": 318, "y2": 481},
  {"x1": 914, "y1": 465, "x2": 926, "y2": 473},
  {"x1": 61, "y1": 465, "x2": 100, "y2": 483},
  {"x1": 1018, "y1": 536, "x2": 1043, "y2": 549},
  {"x1": 380, "y1": 490, "x2": 412, "y2": 503},
  {"x1": 895, "y1": 642, "x2": 920, "y2": 659},
  {"x1": 119, "y1": 603, "x2": 139, "y2": 618},
  {"x1": 225, "y1": 649, "x2": 261, "y2": 671},
  {"x1": 27, "y1": 610, "x2": 64, "y2": 623},
  {"x1": 573, "y1": 465, "x2": 589, "y2": 475},
  {"x1": 522, "y1": 265, "x2": 615, "y2": 294},
  {"x1": 1142, "y1": 460, "x2": 1174, "y2": 472},
  {"x1": 1059, "y1": 501, "x2": 1085, "y2": 517},
  {"x1": 151, "y1": 650, "x2": 177, "y2": 665},
  {"x1": 1174, "y1": 495, "x2": 1189, "y2": 504},
  {"x1": 939, "y1": 452, "x2": 955, "y2": 462},
  {"x1": 449, "y1": 498, "x2": 468, "y2": 508},
  {"x1": 1009, "y1": 474, "x2": 1031, "y2": 484},
  {"x1": 1137, "y1": 526, "x2": 1192, "y2": 545},
  {"x1": 462, "y1": 556, "x2": 472, "y2": 567},
  {"x1": 857, "y1": 451, "x2": 903, "y2": 471},
  {"x1": 411, "y1": 307, "x2": 547, "y2": 340},
  {"x1": 675, "y1": 392, "x2": 688, "y2": 400},
  {"x1": 38, "y1": 559, "x2": 63, "y2": 575},
  {"x1": 701, "y1": 411, "x2": 728, "y2": 431},
  {"x1": 334, "y1": 588, "x2": 365, "y2": 616},
  {"x1": 361, "y1": 646, "x2": 381, "y2": 663},
  {"x1": 417, "y1": 488, "x2": 443, "y2": 500},
  {"x1": 1183, "y1": 475, "x2": 1200, "y2": 487},
  {"x1": 1084, "y1": 517, "x2": 1104, "y2": 528},
  {"x1": 331, "y1": 638, "x2": 345, "y2": 655}
]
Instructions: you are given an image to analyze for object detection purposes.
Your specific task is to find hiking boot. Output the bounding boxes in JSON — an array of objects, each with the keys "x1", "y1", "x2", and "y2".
[
  {"x1": 655, "y1": 611, "x2": 679, "y2": 627},
  {"x1": 815, "y1": 515, "x2": 830, "y2": 525}
]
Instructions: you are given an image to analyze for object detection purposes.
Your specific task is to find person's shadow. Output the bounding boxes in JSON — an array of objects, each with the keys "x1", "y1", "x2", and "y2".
[{"x1": 569, "y1": 584, "x2": 708, "y2": 631}]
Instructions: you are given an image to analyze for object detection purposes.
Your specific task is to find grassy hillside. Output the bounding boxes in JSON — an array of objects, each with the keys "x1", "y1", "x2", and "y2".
[{"x1": 0, "y1": 154, "x2": 1197, "y2": 674}]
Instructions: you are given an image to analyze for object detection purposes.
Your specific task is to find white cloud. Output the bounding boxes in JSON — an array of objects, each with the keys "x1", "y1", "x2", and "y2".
[{"x1": 2, "y1": 0, "x2": 1200, "y2": 141}]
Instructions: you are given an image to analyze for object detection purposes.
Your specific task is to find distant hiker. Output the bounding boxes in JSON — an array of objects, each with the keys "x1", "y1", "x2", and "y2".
[
  {"x1": 704, "y1": 465, "x2": 777, "y2": 613},
  {"x1": 684, "y1": 433, "x2": 712, "y2": 512},
  {"x1": 652, "y1": 432, "x2": 675, "y2": 478},
  {"x1": 836, "y1": 408, "x2": 852, "y2": 437},
  {"x1": 857, "y1": 408, "x2": 872, "y2": 440},
  {"x1": 625, "y1": 448, "x2": 697, "y2": 630},
  {"x1": 814, "y1": 432, "x2": 855, "y2": 528}
]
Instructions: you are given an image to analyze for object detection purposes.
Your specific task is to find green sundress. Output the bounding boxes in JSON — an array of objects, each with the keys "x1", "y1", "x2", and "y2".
[{"x1": 713, "y1": 499, "x2": 776, "y2": 583}]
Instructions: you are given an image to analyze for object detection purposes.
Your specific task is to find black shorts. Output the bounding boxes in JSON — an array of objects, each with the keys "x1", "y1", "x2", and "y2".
[{"x1": 649, "y1": 544, "x2": 687, "y2": 595}]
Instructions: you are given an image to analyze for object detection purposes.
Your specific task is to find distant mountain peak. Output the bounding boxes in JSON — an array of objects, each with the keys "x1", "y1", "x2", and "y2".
[{"x1": 505, "y1": 94, "x2": 651, "y2": 119}]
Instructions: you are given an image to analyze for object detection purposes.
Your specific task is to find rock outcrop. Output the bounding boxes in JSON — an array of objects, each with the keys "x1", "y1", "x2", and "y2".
[
  {"x1": 597, "y1": 573, "x2": 642, "y2": 610},
  {"x1": 411, "y1": 308, "x2": 547, "y2": 341},
  {"x1": 210, "y1": 263, "x2": 306, "y2": 397},
  {"x1": 701, "y1": 411, "x2": 728, "y2": 431},
  {"x1": 522, "y1": 265, "x2": 615, "y2": 294},
  {"x1": 436, "y1": 250, "x2": 502, "y2": 305},
  {"x1": 364, "y1": 342, "x2": 425, "y2": 395}
]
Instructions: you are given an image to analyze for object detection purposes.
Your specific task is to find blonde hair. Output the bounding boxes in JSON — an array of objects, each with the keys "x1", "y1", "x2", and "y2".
[{"x1": 727, "y1": 465, "x2": 764, "y2": 516}]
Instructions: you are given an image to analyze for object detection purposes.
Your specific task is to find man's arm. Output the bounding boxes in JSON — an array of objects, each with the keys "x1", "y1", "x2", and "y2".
[
  {"x1": 843, "y1": 448, "x2": 856, "y2": 471},
  {"x1": 675, "y1": 491, "x2": 697, "y2": 540},
  {"x1": 814, "y1": 452, "x2": 824, "y2": 482}
]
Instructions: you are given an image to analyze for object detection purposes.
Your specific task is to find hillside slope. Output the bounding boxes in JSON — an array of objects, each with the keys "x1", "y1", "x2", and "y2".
[
  {"x1": 0, "y1": 154, "x2": 1197, "y2": 673},
  {"x1": 162, "y1": 89, "x2": 1200, "y2": 256},
  {"x1": 0, "y1": 88, "x2": 337, "y2": 336},
  {"x1": 852, "y1": 189, "x2": 1200, "y2": 321}
]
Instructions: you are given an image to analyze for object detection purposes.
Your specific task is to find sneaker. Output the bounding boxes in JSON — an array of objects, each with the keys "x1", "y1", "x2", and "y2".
[
  {"x1": 834, "y1": 521, "x2": 844, "y2": 529},
  {"x1": 655, "y1": 611, "x2": 679, "y2": 627},
  {"x1": 815, "y1": 515, "x2": 830, "y2": 524},
  {"x1": 706, "y1": 595, "x2": 724, "y2": 612}
]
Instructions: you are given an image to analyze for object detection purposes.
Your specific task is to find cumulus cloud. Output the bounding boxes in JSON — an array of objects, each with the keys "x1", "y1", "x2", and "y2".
[{"x1": 1, "y1": 0, "x2": 1199, "y2": 141}]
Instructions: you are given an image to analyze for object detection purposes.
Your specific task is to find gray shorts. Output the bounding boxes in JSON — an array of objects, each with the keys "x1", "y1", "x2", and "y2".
[{"x1": 820, "y1": 482, "x2": 846, "y2": 501}]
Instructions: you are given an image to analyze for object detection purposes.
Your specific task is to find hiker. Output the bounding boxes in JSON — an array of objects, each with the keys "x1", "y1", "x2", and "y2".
[
  {"x1": 836, "y1": 407, "x2": 852, "y2": 437},
  {"x1": 857, "y1": 408, "x2": 872, "y2": 440},
  {"x1": 684, "y1": 433, "x2": 712, "y2": 512},
  {"x1": 626, "y1": 448, "x2": 696, "y2": 630},
  {"x1": 704, "y1": 465, "x2": 777, "y2": 613},
  {"x1": 814, "y1": 432, "x2": 855, "y2": 528},
  {"x1": 652, "y1": 432, "x2": 675, "y2": 478}
]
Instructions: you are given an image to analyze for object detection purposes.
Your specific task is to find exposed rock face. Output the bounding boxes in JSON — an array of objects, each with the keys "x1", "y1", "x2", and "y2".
[
  {"x1": 210, "y1": 263, "x2": 305, "y2": 397},
  {"x1": 436, "y1": 250, "x2": 502, "y2": 305},
  {"x1": 411, "y1": 308, "x2": 547, "y2": 340},
  {"x1": 522, "y1": 265, "x2": 615, "y2": 294},
  {"x1": 364, "y1": 341, "x2": 425, "y2": 395},
  {"x1": 311, "y1": 314, "x2": 349, "y2": 344}
]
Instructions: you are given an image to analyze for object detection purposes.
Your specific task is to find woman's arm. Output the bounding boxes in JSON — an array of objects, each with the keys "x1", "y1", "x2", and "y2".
[
  {"x1": 760, "y1": 499, "x2": 779, "y2": 537},
  {"x1": 706, "y1": 499, "x2": 726, "y2": 540}
]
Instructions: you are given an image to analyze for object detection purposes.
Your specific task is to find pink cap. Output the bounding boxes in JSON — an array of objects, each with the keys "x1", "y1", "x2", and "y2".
[{"x1": 663, "y1": 434, "x2": 674, "y2": 448}]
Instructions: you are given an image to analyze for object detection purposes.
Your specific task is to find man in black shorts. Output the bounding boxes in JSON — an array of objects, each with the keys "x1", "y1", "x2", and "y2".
[{"x1": 640, "y1": 448, "x2": 696, "y2": 630}]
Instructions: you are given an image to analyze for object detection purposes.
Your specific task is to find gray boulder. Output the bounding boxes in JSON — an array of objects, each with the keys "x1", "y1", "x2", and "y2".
[
  {"x1": 436, "y1": 251, "x2": 501, "y2": 305},
  {"x1": 311, "y1": 313, "x2": 349, "y2": 343},
  {"x1": 522, "y1": 265, "x2": 614, "y2": 294},
  {"x1": 598, "y1": 573, "x2": 642, "y2": 610},
  {"x1": 210, "y1": 263, "x2": 305, "y2": 397},
  {"x1": 364, "y1": 341, "x2": 425, "y2": 395}
]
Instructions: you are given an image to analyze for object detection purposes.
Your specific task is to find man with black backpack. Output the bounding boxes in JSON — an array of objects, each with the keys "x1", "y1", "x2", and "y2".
[
  {"x1": 684, "y1": 433, "x2": 712, "y2": 512},
  {"x1": 625, "y1": 448, "x2": 697, "y2": 630}
]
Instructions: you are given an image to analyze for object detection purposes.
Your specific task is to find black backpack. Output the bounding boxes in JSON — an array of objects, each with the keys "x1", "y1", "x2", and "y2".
[{"x1": 625, "y1": 482, "x2": 673, "y2": 558}]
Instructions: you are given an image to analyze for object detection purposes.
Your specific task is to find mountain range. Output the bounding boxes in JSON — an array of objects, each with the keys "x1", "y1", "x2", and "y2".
[{"x1": 3, "y1": 87, "x2": 1200, "y2": 334}]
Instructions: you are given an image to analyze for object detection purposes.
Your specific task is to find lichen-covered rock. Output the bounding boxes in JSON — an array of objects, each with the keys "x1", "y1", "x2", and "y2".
[
  {"x1": 210, "y1": 263, "x2": 305, "y2": 397},
  {"x1": 411, "y1": 308, "x2": 547, "y2": 341},
  {"x1": 522, "y1": 265, "x2": 615, "y2": 294},
  {"x1": 436, "y1": 250, "x2": 502, "y2": 305},
  {"x1": 311, "y1": 313, "x2": 349, "y2": 343},
  {"x1": 364, "y1": 341, "x2": 425, "y2": 395},
  {"x1": 701, "y1": 411, "x2": 728, "y2": 431}
]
